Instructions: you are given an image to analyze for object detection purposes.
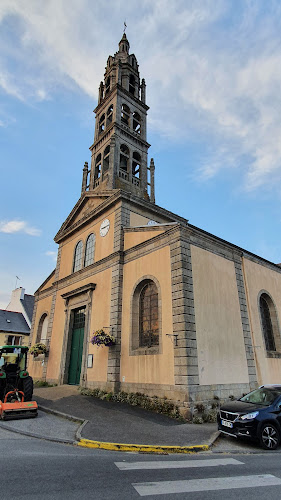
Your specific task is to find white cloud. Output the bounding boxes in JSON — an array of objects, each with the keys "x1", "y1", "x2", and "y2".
[
  {"x1": 45, "y1": 251, "x2": 57, "y2": 262},
  {"x1": 1, "y1": 1, "x2": 281, "y2": 192},
  {"x1": 0, "y1": 220, "x2": 41, "y2": 236}
]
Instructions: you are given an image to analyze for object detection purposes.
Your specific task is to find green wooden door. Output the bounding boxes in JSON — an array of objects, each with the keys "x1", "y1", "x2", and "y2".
[{"x1": 68, "y1": 308, "x2": 85, "y2": 385}]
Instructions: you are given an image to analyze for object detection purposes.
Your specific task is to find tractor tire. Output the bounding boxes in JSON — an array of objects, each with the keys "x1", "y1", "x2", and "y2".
[
  {"x1": 23, "y1": 376, "x2": 33, "y2": 401},
  {"x1": 0, "y1": 381, "x2": 5, "y2": 402}
]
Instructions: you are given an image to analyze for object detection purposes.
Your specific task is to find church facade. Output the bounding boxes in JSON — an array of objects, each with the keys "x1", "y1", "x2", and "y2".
[{"x1": 29, "y1": 34, "x2": 281, "y2": 415}]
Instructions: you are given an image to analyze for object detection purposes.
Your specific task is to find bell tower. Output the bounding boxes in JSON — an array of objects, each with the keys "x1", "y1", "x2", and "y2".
[{"x1": 82, "y1": 34, "x2": 154, "y2": 202}]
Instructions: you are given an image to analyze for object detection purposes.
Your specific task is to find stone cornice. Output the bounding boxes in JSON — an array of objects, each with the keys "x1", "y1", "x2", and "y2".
[
  {"x1": 54, "y1": 191, "x2": 121, "y2": 243},
  {"x1": 61, "y1": 282, "x2": 96, "y2": 300}
]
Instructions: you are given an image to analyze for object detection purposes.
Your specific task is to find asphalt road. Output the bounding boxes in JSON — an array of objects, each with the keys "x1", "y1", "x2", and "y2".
[{"x1": 1, "y1": 427, "x2": 281, "y2": 499}]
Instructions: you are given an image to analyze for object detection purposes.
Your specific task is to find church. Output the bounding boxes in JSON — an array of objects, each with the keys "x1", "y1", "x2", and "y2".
[{"x1": 29, "y1": 34, "x2": 281, "y2": 415}]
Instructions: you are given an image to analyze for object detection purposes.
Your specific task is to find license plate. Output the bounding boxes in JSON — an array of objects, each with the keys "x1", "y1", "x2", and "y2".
[{"x1": 221, "y1": 419, "x2": 233, "y2": 428}]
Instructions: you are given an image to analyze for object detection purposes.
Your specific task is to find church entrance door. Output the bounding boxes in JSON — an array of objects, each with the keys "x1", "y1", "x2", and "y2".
[{"x1": 68, "y1": 308, "x2": 85, "y2": 385}]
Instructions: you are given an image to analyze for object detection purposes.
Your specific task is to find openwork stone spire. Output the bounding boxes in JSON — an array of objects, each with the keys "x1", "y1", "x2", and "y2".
[{"x1": 80, "y1": 35, "x2": 155, "y2": 202}]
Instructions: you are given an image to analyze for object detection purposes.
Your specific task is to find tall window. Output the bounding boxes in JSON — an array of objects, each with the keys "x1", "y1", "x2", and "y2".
[
  {"x1": 99, "y1": 114, "x2": 105, "y2": 133},
  {"x1": 120, "y1": 144, "x2": 129, "y2": 172},
  {"x1": 84, "y1": 234, "x2": 96, "y2": 267},
  {"x1": 129, "y1": 75, "x2": 135, "y2": 95},
  {"x1": 131, "y1": 278, "x2": 161, "y2": 354},
  {"x1": 121, "y1": 104, "x2": 130, "y2": 126},
  {"x1": 132, "y1": 152, "x2": 141, "y2": 178},
  {"x1": 105, "y1": 77, "x2": 110, "y2": 95},
  {"x1": 73, "y1": 241, "x2": 83, "y2": 273},
  {"x1": 103, "y1": 145, "x2": 110, "y2": 172},
  {"x1": 133, "y1": 112, "x2": 141, "y2": 133},
  {"x1": 139, "y1": 282, "x2": 159, "y2": 347},
  {"x1": 260, "y1": 293, "x2": 277, "y2": 351},
  {"x1": 106, "y1": 104, "x2": 113, "y2": 126},
  {"x1": 95, "y1": 154, "x2": 102, "y2": 179},
  {"x1": 36, "y1": 313, "x2": 48, "y2": 343}
]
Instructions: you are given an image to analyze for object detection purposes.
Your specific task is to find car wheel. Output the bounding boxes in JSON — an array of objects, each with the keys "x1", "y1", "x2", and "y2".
[{"x1": 259, "y1": 423, "x2": 280, "y2": 450}]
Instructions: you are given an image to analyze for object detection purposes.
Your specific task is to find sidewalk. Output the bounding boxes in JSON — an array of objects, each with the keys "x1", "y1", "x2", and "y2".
[
  {"x1": 35, "y1": 385, "x2": 218, "y2": 451},
  {"x1": 0, "y1": 385, "x2": 219, "y2": 453}
]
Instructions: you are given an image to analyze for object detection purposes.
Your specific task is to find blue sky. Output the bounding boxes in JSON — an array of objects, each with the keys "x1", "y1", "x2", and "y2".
[{"x1": 1, "y1": 0, "x2": 281, "y2": 307}]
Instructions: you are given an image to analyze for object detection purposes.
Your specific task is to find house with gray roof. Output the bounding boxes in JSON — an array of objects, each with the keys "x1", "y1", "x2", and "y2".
[{"x1": 0, "y1": 288, "x2": 35, "y2": 345}]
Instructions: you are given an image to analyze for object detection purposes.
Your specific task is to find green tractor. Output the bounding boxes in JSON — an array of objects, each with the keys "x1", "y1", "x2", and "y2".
[{"x1": 0, "y1": 346, "x2": 38, "y2": 419}]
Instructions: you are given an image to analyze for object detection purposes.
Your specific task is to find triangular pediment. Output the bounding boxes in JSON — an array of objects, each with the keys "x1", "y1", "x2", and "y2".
[{"x1": 54, "y1": 190, "x2": 119, "y2": 243}]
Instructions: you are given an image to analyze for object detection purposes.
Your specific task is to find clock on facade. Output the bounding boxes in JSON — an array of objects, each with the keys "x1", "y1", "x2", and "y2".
[
  {"x1": 147, "y1": 220, "x2": 157, "y2": 226},
  {"x1": 100, "y1": 218, "x2": 110, "y2": 237}
]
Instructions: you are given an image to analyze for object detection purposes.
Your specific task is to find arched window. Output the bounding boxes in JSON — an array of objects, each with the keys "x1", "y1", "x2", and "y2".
[
  {"x1": 95, "y1": 154, "x2": 102, "y2": 179},
  {"x1": 259, "y1": 293, "x2": 279, "y2": 352},
  {"x1": 121, "y1": 104, "x2": 130, "y2": 126},
  {"x1": 132, "y1": 152, "x2": 141, "y2": 178},
  {"x1": 129, "y1": 75, "x2": 135, "y2": 95},
  {"x1": 36, "y1": 313, "x2": 48, "y2": 343},
  {"x1": 84, "y1": 233, "x2": 96, "y2": 267},
  {"x1": 73, "y1": 241, "x2": 83, "y2": 273},
  {"x1": 106, "y1": 104, "x2": 113, "y2": 126},
  {"x1": 120, "y1": 144, "x2": 129, "y2": 172},
  {"x1": 99, "y1": 114, "x2": 105, "y2": 133},
  {"x1": 131, "y1": 278, "x2": 161, "y2": 354},
  {"x1": 139, "y1": 282, "x2": 159, "y2": 347},
  {"x1": 105, "y1": 77, "x2": 110, "y2": 95},
  {"x1": 133, "y1": 112, "x2": 141, "y2": 133},
  {"x1": 103, "y1": 145, "x2": 110, "y2": 172}
]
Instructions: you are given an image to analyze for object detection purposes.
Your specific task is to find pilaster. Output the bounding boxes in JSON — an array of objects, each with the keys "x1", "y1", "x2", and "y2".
[
  {"x1": 234, "y1": 256, "x2": 257, "y2": 389},
  {"x1": 170, "y1": 230, "x2": 199, "y2": 395}
]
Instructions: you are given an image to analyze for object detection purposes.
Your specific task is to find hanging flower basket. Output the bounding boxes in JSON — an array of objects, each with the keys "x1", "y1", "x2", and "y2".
[
  {"x1": 91, "y1": 329, "x2": 116, "y2": 347},
  {"x1": 29, "y1": 343, "x2": 48, "y2": 357}
]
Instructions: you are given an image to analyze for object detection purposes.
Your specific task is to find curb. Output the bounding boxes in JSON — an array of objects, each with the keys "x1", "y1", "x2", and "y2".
[
  {"x1": 38, "y1": 405, "x2": 88, "y2": 442},
  {"x1": 77, "y1": 438, "x2": 210, "y2": 454}
]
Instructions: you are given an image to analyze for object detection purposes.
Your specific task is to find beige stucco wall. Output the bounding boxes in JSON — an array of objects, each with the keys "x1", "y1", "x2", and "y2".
[
  {"x1": 58, "y1": 209, "x2": 115, "y2": 280},
  {"x1": 44, "y1": 269, "x2": 112, "y2": 383},
  {"x1": 130, "y1": 211, "x2": 151, "y2": 227},
  {"x1": 124, "y1": 229, "x2": 165, "y2": 251},
  {"x1": 87, "y1": 268, "x2": 112, "y2": 383},
  {"x1": 121, "y1": 246, "x2": 174, "y2": 385},
  {"x1": 243, "y1": 257, "x2": 281, "y2": 384},
  {"x1": 191, "y1": 245, "x2": 249, "y2": 386},
  {"x1": 28, "y1": 294, "x2": 54, "y2": 379}
]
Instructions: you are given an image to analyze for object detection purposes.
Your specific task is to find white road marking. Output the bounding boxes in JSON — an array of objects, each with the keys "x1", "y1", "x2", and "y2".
[
  {"x1": 132, "y1": 474, "x2": 281, "y2": 496},
  {"x1": 115, "y1": 458, "x2": 244, "y2": 470}
]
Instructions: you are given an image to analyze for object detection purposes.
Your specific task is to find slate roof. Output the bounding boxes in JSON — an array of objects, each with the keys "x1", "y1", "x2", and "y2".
[
  {"x1": 20, "y1": 294, "x2": 35, "y2": 323},
  {"x1": 0, "y1": 310, "x2": 30, "y2": 335}
]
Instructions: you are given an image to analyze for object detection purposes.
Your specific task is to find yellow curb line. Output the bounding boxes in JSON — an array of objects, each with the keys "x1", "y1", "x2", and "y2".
[{"x1": 77, "y1": 438, "x2": 209, "y2": 454}]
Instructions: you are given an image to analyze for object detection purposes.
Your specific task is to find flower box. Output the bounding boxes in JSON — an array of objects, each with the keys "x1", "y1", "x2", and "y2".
[
  {"x1": 91, "y1": 329, "x2": 116, "y2": 347},
  {"x1": 29, "y1": 343, "x2": 48, "y2": 357}
]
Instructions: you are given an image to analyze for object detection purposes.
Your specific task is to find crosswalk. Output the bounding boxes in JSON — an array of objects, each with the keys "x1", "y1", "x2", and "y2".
[{"x1": 115, "y1": 457, "x2": 281, "y2": 497}]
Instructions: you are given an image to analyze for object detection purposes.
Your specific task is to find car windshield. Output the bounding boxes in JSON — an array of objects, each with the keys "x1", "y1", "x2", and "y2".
[{"x1": 240, "y1": 387, "x2": 281, "y2": 406}]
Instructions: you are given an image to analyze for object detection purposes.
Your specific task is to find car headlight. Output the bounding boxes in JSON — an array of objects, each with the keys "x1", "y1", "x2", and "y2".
[{"x1": 239, "y1": 411, "x2": 259, "y2": 421}]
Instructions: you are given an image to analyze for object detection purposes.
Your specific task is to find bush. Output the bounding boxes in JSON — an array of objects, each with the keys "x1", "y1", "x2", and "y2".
[
  {"x1": 195, "y1": 403, "x2": 205, "y2": 413},
  {"x1": 34, "y1": 380, "x2": 57, "y2": 388},
  {"x1": 78, "y1": 387, "x2": 182, "y2": 420}
]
